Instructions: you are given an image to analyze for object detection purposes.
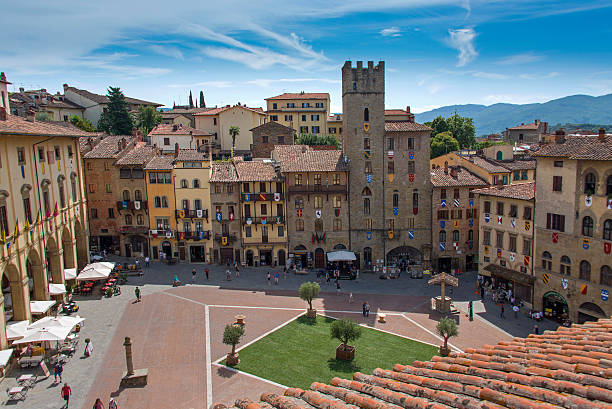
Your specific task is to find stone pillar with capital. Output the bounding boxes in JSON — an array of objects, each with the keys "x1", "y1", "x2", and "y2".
[
  {"x1": 121, "y1": 336, "x2": 148, "y2": 387},
  {"x1": 11, "y1": 276, "x2": 31, "y2": 321},
  {"x1": 0, "y1": 294, "x2": 8, "y2": 349}
]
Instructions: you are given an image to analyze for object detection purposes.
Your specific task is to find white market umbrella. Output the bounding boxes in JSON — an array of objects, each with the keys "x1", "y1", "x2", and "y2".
[
  {"x1": 13, "y1": 326, "x2": 71, "y2": 344},
  {"x1": 49, "y1": 283, "x2": 67, "y2": 295},
  {"x1": 28, "y1": 315, "x2": 85, "y2": 330},
  {"x1": 64, "y1": 268, "x2": 77, "y2": 280},
  {"x1": 88, "y1": 262, "x2": 115, "y2": 271},
  {"x1": 0, "y1": 349, "x2": 13, "y2": 367},
  {"x1": 6, "y1": 321, "x2": 30, "y2": 341},
  {"x1": 77, "y1": 266, "x2": 111, "y2": 281},
  {"x1": 327, "y1": 251, "x2": 357, "y2": 262},
  {"x1": 30, "y1": 300, "x2": 56, "y2": 315}
]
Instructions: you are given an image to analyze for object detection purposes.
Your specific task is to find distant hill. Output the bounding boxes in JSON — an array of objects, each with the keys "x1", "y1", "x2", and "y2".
[{"x1": 414, "y1": 94, "x2": 612, "y2": 136}]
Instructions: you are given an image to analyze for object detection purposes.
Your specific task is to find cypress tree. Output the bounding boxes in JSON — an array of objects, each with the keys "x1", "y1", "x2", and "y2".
[
  {"x1": 199, "y1": 90, "x2": 205, "y2": 108},
  {"x1": 189, "y1": 91, "x2": 194, "y2": 108}
]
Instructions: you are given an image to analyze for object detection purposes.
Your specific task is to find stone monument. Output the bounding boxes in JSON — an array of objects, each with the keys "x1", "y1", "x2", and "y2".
[{"x1": 120, "y1": 336, "x2": 149, "y2": 387}]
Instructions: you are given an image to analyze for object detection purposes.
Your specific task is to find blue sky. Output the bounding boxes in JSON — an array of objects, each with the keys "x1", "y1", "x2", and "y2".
[{"x1": 3, "y1": 1, "x2": 612, "y2": 113}]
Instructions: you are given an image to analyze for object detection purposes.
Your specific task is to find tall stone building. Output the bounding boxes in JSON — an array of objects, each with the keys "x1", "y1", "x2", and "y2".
[
  {"x1": 342, "y1": 60, "x2": 432, "y2": 270},
  {"x1": 209, "y1": 162, "x2": 242, "y2": 264}
]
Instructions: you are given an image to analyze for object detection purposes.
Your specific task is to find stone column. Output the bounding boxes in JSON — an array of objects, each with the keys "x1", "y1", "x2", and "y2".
[
  {"x1": 0, "y1": 294, "x2": 7, "y2": 349},
  {"x1": 11, "y1": 277, "x2": 31, "y2": 321},
  {"x1": 31, "y1": 262, "x2": 49, "y2": 302},
  {"x1": 123, "y1": 337, "x2": 134, "y2": 376}
]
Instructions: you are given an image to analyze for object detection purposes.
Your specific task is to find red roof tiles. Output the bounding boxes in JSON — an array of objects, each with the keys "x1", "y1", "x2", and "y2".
[
  {"x1": 148, "y1": 123, "x2": 209, "y2": 136},
  {"x1": 384, "y1": 121, "x2": 432, "y2": 132},
  {"x1": 215, "y1": 316, "x2": 612, "y2": 409},
  {"x1": 274, "y1": 145, "x2": 349, "y2": 173},
  {"x1": 430, "y1": 167, "x2": 488, "y2": 188},
  {"x1": 534, "y1": 134, "x2": 612, "y2": 160},
  {"x1": 0, "y1": 114, "x2": 93, "y2": 137},
  {"x1": 266, "y1": 93, "x2": 329, "y2": 100},
  {"x1": 473, "y1": 182, "x2": 535, "y2": 201}
]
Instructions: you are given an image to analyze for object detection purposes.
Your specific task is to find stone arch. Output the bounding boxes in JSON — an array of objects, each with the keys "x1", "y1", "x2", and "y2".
[
  {"x1": 61, "y1": 227, "x2": 75, "y2": 271},
  {"x1": 74, "y1": 219, "x2": 88, "y2": 268},
  {"x1": 333, "y1": 244, "x2": 347, "y2": 250},
  {"x1": 578, "y1": 302, "x2": 606, "y2": 324},
  {"x1": 580, "y1": 167, "x2": 600, "y2": 195},
  {"x1": 3, "y1": 263, "x2": 31, "y2": 323},
  {"x1": 386, "y1": 246, "x2": 422, "y2": 266},
  {"x1": 26, "y1": 248, "x2": 48, "y2": 301}
]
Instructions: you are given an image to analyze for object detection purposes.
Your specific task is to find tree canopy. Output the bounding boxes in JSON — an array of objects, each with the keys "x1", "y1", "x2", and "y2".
[
  {"x1": 295, "y1": 133, "x2": 339, "y2": 148},
  {"x1": 136, "y1": 105, "x2": 162, "y2": 137},
  {"x1": 430, "y1": 131, "x2": 460, "y2": 158},
  {"x1": 330, "y1": 319, "x2": 362, "y2": 347},
  {"x1": 199, "y1": 91, "x2": 205, "y2": 108},
  {"x1": 222, "y1": 324, "x2": 244, "y2": 355},
  {"x1": 189, "y1": 91, "x2": 194, "y2": 108},
  {"x1": 97, "y1": 87, "x2": 133, "y2": 135},
  {"x1": 298, "y1": 282, "x2": 320, "y2": 310},
  {"x1": 425, "y1": 112, "x2": 475, "y2": 149},
  {"x1": 70, "y1": 115, "x2": 95, "y2": 132},
  {"x1": 436, "y1": 317, "x2": 458, "y2": 350},
  {"x1": 229, "y1": 126, "x2": 240, "y2": 157}
]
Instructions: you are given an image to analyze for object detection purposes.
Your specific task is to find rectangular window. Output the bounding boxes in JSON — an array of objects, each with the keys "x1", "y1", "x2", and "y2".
[
  {"x1": 302, "y1": 103, "x2": 310, "y2": 108},
  {"x1": 54, "y1": 146, "x2": 61, "y2": 160},
  {"x1": 387, "y1": 161, "x2": 394, "y2": 174},
  {"x1": 328, "y1": 128, "x2": 336, "y2": 134},
  {"x1": 387, "y1": 138, "x2": 394, "y2": 150},
  {"x1": 333, "y1": 195, "x2": 341, "y2": 208},
  {"x1": 227, "y1": 184, "x2": 233, "y2": 193},
  {"x1": 312, "y1": 126, "x2": 320, "y2": 134},
  {"x1": 67, "y1": 145, "x2": 73, "y2": 158},
  {"x1": 363, "y1": 138, "x2": 370, "y2": 150},
  {"x1": 284, "y1": 115, "x2": 292, "y2": 121},
  {"x1": 276, "y1": 182, "x2": 283, "y2": 192},
  {"x1": 262, "y1": 135, "x2": 269, "y2": 143},
  {"x1": 386, "y1": 219, "x2": 394, "y2": 231},
  {"x1": 502, "y1": 175, "x2": 508, "y2": 185},
  {"x1": 514, "y1": 171, "x2": 520, "y2": 181},
  {"x1": 333, "y1": 174, "x2": 340, "y2": 185},
  {"x1": 437, "y1": 210, "x2": 449, "y2": 220},
  {"x1": 88, "y1": 184, "x2": 95, "y2": 193},
  {"x1": 406, "y1": 218, "x2": 415, "y2": 229},
  {"x1": 484, "y1": 201, "x2": 491, "y2": 213},
  {"x1": 469, "y1": 189, "x2": 475, "y2": 198},
  {"x1": 23, "y1": 197, "x2": 32, "y2": 223},
  {"x1": 407, "y1": 161, "x2": 415, "y2": 173},
  {"x1": 0, "y1": 206, "x2": 8, "y2": 235},
  {"x1": 295, "y1": 174, "x2": 302, "y2": 186},
  {"x1": 243, "y1": 183, "x2": 250, "y2": 193},
  {"x1": 245, "y1": 226, "x2": 252, "y2": 238},
  {"x1": 120, "y1": 168, "x2": 131, "y2": 179},
  {"x1": 314, "y1": 196, "x2": 323, "y2": 208},
  {"x1": 453, "y1": 189, "x2": 460, "y2": 199},
  {"x1": 311, "y1": 115, "x2": 319, "y2": 121},
  {"x1": 270, "y1": 115, "x2": 278, "y2": 121},
  {"x1": 214, "y1": 185, "x2": 221, "y2": 194},
  {"x1": 276, "y1": 203, "x2": 283, "y2": 217},
  {"x1": 287, "y1": 103, "x2": 295, "y2": 108},
  {"x1": 407, "y1": 138, "x2": 415, "y2": 149},
  {"x1": 105, "y1": 184, "x2": 112, "y2": 193},
  {"x1": 277, "y1": 226, "x2": 284, "y2": 237},
  {"x1": 244, "y1": 204, "x2": 251, "y2": 217},
  {"x1": 213, "y1": 118, "x2": 217, "y2": 126},
  {"x1": 149, "y1": 173, "x2": 156, "y2": 184},
  {"x1": 315, "y1": 102, "x2": 323, "y2": 108},
  {"x1": 497, "y1": 202, "x2": 504, "y2": 215},
  {"x1": 90, "y1": 208, "x2": 98, "y2": 219},
  {"x1": 108, "y1": 208, "x2": 115, "y2": 218},
  {"x1": 259, "y1": 182, "x2": 266, "y2": 192},
  {"x1": 553, "y1": 176, "x2": 562, "y2": 192},
  {"x1": 546, "y1": 213, "x2": 565, "y2": 232},
  {"x1": 440, "y1": 189, "x2": 447, "y2": 200},
  {"x1": 38, "y1": 147, "x2": 45, "y2": 162},
  {"x1": 365, "y1": 218, "x2": 372, "y2": 230},
  {"x1": 523, "y1": 206, "x2": 532, "y2": 220},
  {"x1": 509, "y1": 235, "x2": 517, "y2": 252},
  {"x1": 365, "y1": 161, "x2": 372, "y2": 174},
  {"x1": 278, "y1": 135, "x2": 284, "y2": 144},
  {"x1": 523, "y1": 238, "x2": 532, "y2": 256},
  {"x1": 492, "y1": 175, "x2": 499, "y2": 185},
  {"x1": 295, "y1": 198, "x2": 304, "y2": 209},
  {"x1": 496, "y1": 231, "x2": 504, "y2": 248},
  {"x1": 17, "y1": 147, "x2": 26, "y2": 164},
  {"x1": 509, "y1": 205, "x2": 518, "y2": 217},
  {"x1": 554, "y1": 160, "x2": 563, "y2": 167},
  {"x1": 300, "y1": 126, "x2": 308, "y2": 133},
  {"x1": 314, "y1": 174, "x2": 322, "y2": 185},
  {"x1": 483, "y1": 230, "x2": 491, "y2": 245},
  {"x1": 260, "y1": 204, "x2": 267, "y2": 215}
]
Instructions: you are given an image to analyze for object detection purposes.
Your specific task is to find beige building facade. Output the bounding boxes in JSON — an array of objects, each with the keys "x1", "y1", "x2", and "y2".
[{"x1": 265, "y1": 93, "x2": 330, "y2": 137}]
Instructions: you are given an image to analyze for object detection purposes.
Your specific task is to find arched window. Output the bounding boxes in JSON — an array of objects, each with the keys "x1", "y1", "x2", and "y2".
[
  {"x1": 57, "y1": 175, "x2": 66, "y2": 208},
  {"x1": 439, "y1": 230, "x2": 446, "y2": 242},
  {"x1": 560, "y1": 255, "x2": 571, "y2": 275},
  {"x1": 314, "y1": 219, "x2": 323, "y2": 232},
  {"x1": 154, "y1": 196, "x2": 161, "y2": 208},
  {"x1": 161, "y1": 196, "x2": 169, "y2": 208},
  {"x1": 363, "y1": 107, "x2": 369, "y2": 122},
  {"x1": 601, "y1": 265, "x2": 612, "y2": 286},
  {"x1": 125, "y1": 214, "x2": 132, "y2": 225},
  {"x1": 607, "y1": 175, "x2": 612, "y2": 196},
  {"x1": 582, "y1": 216, "x2": 594, "y2": 237},
  {"x1": 413, "y1": 189, "x2": 419, "y2": 208},
  {"x1": 452, "y1": 230, "x2": 459, "y2": 242},
  {"x1": 362, "y1": 187, "x2": 371, "y2": 196},
  {"x1": 363, "y1": 198, "x2": 370, "y2": 214},
  {"x1": 193, "y1": 179, "x2": 200, "y2": 188},
  {"x1": 496, "y1": 150, "x2": 503, "y2": 160},
  {"x1": 137, "y1": 214, "x2": 144, "y2": 225},
  {"x1": 580, "y1": 260, "x2": 591, "y2": 281},
  {"x1": 134, "y1": 190, "x2": 142, "y2": 201},
  {"x1": 122, "y1": 190, "x2": 130, "y2": 201},
  {"x1": 603, "y1": 219, "x2": 612, "y2": 241},
  {"x1": 393, "y1": 190, "x2": 399, "y2": 207},
  {"x1": 542, "y1": 251, "x2": 552, "y2": 270},
  {"x1": 180, "y1": 179, "x2": 188, "y2": 188},
  {"x1": 364, "y1": 247, "x2": 372, "y2": 266},
  {"x1": 584, "y1": 173, "x2": 596, "y2": 194},
  {"x1": 468, "y1": 229, "x2": 473, "y2": 241},
  {"x1": 296, "y1": 219, "x2": 304, "y2": 231}
]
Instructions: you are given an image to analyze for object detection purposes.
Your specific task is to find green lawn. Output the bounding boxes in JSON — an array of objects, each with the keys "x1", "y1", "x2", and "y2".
[{"x1": 225, "y1": 315, "x2": 438, "y2": 389}]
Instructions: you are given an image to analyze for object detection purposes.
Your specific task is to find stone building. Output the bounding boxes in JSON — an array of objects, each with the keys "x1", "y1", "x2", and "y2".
[
  {"x1": 148, "y1": 123, "x2": 211, "y2": 153},
  {"x1": 161, "y1": 107, "x2": 209, "y2": 128},
  {"x1": 273, "y1": 145, "x2": 350, "y2": 269},
  {"x1": 327, "y1": 114, "x2": 343, "y2": 148},
  {"x1": 532, "y1": 130, "x2": 612, "y2": 324},
  {"x1": 265, "y1": 93, "x2": 330, "y2": 137},
  {"x1": 0, "y1": 102, "x2": 89, "y2": 348},
  {"x1": 9, "y1": 88, "x2": 85, "y2": 122},
  {"x1": 235, "y1": 160, "x2": 287, "y2": 266},
  {"x1": 209, "y1": 162, "x2": 242, "y2": 264},
  {"x1": 250, "y1": 121, "x2": 295, "y2": 158},
  {"x1": 83, "y1": 135, "x2": 138, "y2": 254},
  {"x1": 114, "y1": 142, "x2": 155, "y2": 258},
  {"x1": 503, "y1": 119, "x2": 548, "y2": 144},
  {"x1": 342, "y1": 60, "x2": 433, "y2": 270},
  {"x1": 474, "y1": 182, "x2": 536, "y2": 307},
  {"x1": 145, "y1": 155, "x2": 176, "y2": 260},
  {"x1": 431, "y1": 165, "x2": 487, "y2": 273}
]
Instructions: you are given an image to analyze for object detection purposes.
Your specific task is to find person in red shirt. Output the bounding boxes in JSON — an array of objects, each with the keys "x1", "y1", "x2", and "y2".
[{"x1": 61, "y1": 383, "x2": 71, "y2": 407}]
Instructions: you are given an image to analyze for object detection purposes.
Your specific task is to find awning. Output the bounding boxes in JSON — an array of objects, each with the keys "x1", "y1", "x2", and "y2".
[
  {"x1": 64, "y1": 268, "x2": 77, "y2": 280},
  {"x1": 0, "y1": 349, "x2": 13, "y2": 367},
  {"x1": 6, "y1": 321, "x2": 30, "y2": 341},
  {"x1": 77, "y1": 264, "x2": 112, "y2": 281},
  {"x1": 49, "y1": 283, "x2": 67, "y2": 296},
  {"x1": 30, "y1": 300, "x2": 56, "y2": 315},
  {"x1": 327, "y1": 251, "x2": 356, "y2": 262},
  {"x1": 13, "y1": 326, "x2": 71, "y2": 344},
  {"x1": 483, "y1": 264, "x2": 535, "y2": 286}
]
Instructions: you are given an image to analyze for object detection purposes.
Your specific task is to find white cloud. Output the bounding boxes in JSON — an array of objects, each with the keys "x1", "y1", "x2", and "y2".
[
  {"x1": 519, "y1": 72, "x2": 559, "y2": 80},
  {"x1": 496, "y1": 52, "x2": 543, "y2": 66},
  {"x1": 447, "y1": 28, "x2": 477, "y2": 67},
  {"x1": 149, "y1": 45, "x2": 184, "y2": 60},
  {"x1": 472, "y1": 71, "x2": 510, "y2": 80},
  {"x1": 380, "y1": 27, "x2": 402, "y2": 37}
]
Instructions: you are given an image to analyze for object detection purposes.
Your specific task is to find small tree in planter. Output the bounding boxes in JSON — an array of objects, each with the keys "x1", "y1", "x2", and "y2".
[
  {"x1": 331, "y1": 318, "x2": 362, "y2": 360},
  {"x1": 223, "y1": 324, "x2": 244, "y2": 366},
  {"x1": 299, "y1": 282, "x2": 320, "y2": 318},
  {"x1": 436, "y1": 317, "x2": 458, "y2": 356}
]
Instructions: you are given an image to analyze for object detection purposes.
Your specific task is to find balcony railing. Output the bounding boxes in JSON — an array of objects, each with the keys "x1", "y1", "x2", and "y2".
[
  {"x1": 241, "y1": 216, "x2": 284, "y2": 225},
  {"x1": 150, "y1": 229, "x2": 174, "y2": 238},
  {"x1": 240, "y1": 192, "x2": 284, "y2": 202},
  {"x1": 288, "y1": 185, "x2": 347, "y2": 194},
  {"x1": 116, "y1": 200, "x2": 148, "y2": 211},
  {"x1": 175, "y1": 209, "x2": 209, "y2": 219},
  {"x1": 176, "y1": 231, "x2": 211, "y2": 240}
]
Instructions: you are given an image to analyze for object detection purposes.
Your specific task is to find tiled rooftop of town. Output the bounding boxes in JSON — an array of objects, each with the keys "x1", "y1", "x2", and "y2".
[
  {"x1": 0, "y1": 112, "x2": 93, "y2": 137},
  {"x1": 194, "y1": 105, "x2": 265, "y2": 116},
  {"x1": 64, "y1": 85, "x2": 161, "y2": 106},
  {"x1": 274, "y1": 145, "x2": 349, "y2": 173},
  {"x1": 115, "y1": 142, "x2": 155, "y2": 165},
  {"x1": 175, "y1": 149, "x2": 209, "y2": 162},
  {"x1": 473, "y1": 181, "x2": 535, "y2": 201},
  {"x1": 235, "y1": 160, "x2": 282, "y2": 182},
  {"x1": 148, "y1": 123, "x2": 209, "y2": 136},
  {"x1": 144, "y1": 154, "x2": 174, "y2": 170},
  {"x1": 430, "y1": 166, "x2": 488, "y2": 187},
  {"x1": 265, "y1": 93, "x2": 330, "y2": 100},
  {"x1": 217, "y1": 317, "x2": 612, "y2": 409},
  {"x1": 384, "y1": 120, "x2": 432, "y2": 132},
  {"x1": 210, "y1": 161, "x2": 239, "y2": 182},
  {"x1": 83, "y1": 135, "x2": 135, "y2": 159},
  {"x1": 534, "y1": 133, "x2": 612, "y2": 160}
]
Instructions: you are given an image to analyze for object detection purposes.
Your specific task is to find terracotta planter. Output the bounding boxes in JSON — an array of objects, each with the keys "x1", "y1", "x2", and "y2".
[
  {"x1": 439, "y1": 346, "x2": 451, "y2": 357},
  {"x1": 306, "y1": 309, "x2": 317, "y2": 318},
  {"x1": 336, "y1": 344, "x2": 355, "y2": 361},
  {"x1": 226, "y1": 353, "x2": 240, "y2": 366}
]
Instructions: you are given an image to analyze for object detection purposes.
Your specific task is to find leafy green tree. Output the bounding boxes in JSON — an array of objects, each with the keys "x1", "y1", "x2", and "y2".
[
  {"x1": 295, "y1": 134, "x2": 340, "y2": 148},
  {"x1": 425, "y1": 115, "x2": 449, "y2": 136},
  {"x1": 136, "y1": 105, "x2": 162, "y2": 137},
  {"x1": 199, "y1": 91, "x2": 205, "y2": 108},
  {"x1": 70, "y1": 115, "x2": 95, "y2": 132},
  {"x1": 229, "y1": 126, "x2": 240, "y2": 158},
  {"x1": 430, "y1": 131, "x2": 460, "y2": 158},
  {"x1": 446, "y1": 112, "x2": 476, "y2": 148},
  {"x1": 330, "y1": 319, "x2": 362, "y2": 348},
  {"x1": 298, "y1": 282, "x2": 320, "y2": 310},
  {"x1": 97, "y1": 87, "x2": 133, "y2": 135},
  {"x1": 436, "y1": 317, "x2": 458, "y2": 352},
  {"x1": 222, "y1": 324, "x2": 244, "y2": 356},
  {"x1": 189, "y1": 91, "x2": 194, "y2": 108},
  {"x1": 474, "y1": 140, "x2": 506, "y2": 150},
  {"x1": 34, "y1": 112, "x2": 52, "y2": 122}
]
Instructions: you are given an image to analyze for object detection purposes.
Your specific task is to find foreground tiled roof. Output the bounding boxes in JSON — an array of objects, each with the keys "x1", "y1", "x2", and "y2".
[
  {"x1": 473, "y1": 182, "x2": 535, "y2": 201},
  {"x1": 384, "y1": 109, "x2": 410, "y2": 116},
  {"x1": 235, "y1": 160, "x2": 281, "y2": 182},
  {"x1": 493, "y1": 159, "x2": 536, "y2": 171},
  {"x1": 210, "y1": 162, "x2": 239, "y2": 182},
  {"x1": 385, "y1": 121, "x2": 432, "y2": 132},
  {"x1": 430, "y1": 167, "x2": 488, "y2": 187},
  {"x1": 266, "y1": 93, "x2": 329, "y2": 100},
  {"x1": 218, "y1": 317, "x2": 612, "y2": 409},
  {"x1": 144, "y1": 155, "x2": 174, "y2": 170},
  {"x1": 115, "y1": 143, "x2": 155, "y2": 166},
  {"x1": 274, "y1": 145, "x2": 349, "y2": 173},
  {"x1": 471, "y1": 156, "x2": 511, "y2": 173},
  {"x1": 533, "y1": 134, "x2": 612, "y2": 160},
  {"x1": 175, "y1": 149, "x2": 208, "y2": 162},
  {"x1": 507, "y1": 122, "x2": 539, "y2": 130},
  {"x1": 65, "y1": 86, "x2": 161, "y2": 106},
  {"x1": 0, "y1": 114, "x2": 93, "y2": 137},
  {"x1": 148, "y1": 123, "x2": 209, "y2": 136},
  {"x1": 83, "y1": 135, "x2": 135, "y2": 159},
  {"x1": 250, "y1": 121, "x2": 295, "y2": 132}
]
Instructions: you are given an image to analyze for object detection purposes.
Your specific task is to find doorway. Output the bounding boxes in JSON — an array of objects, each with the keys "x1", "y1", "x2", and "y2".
[
  {"x1": 314, "y1": 248, "x2": 325, "y2": 268},
  {"x1": 190, "y1": 245, "x2": 206, "y2": 262},
  {"x1": 220, "y1": 248, "x2": 233, "y2": 265},
  {"x1": 278, "y1": 249, "x2": 286, "y2": 266},
  {"x1": 259, "y1": 250, "x2": 272, "y2": 266},
  {"x1": 161, "y1": 241, "x2": 172, "y2": 259},
  {"x1": 438, "y1": 257, "x2": 452, "y2": 272},
  {"x1": 124, "y1": 244, "x2": 132, "y2": 258},
  {"x1": 246, "y1": 250, "x2": 254, "y2": 266}
]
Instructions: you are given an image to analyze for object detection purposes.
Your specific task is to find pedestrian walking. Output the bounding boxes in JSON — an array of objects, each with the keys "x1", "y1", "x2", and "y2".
[
  {"x1": 61, "y1": 383, "x2": 71, "y2": 408},
  {"x1": 336, "y1": 280, "x2": 341, "y2": 295},
  {"x1": 326, "y1": 272, "x2": 330, "y2": 284},
  {"x1": 135, "y1": 259, "x2": 140, "y2": 270},
  {"x1": 109, "y1": 398, "x2": 118, "y2": 409},
  {"x1": 362, "y1": 302, "x2": 367, "y2": 317},
  {"x1": 348, "y1": 292, "x2": 353, "y2": 303},
  {"x1": 135, "y1": 287, "x2": 141, "y2": 302},
  {"x1": 365, "y1": 302, "x2": 370, "y2": 317},
  {"x1": 226, "y1": 269, "x2": 231, "y2": 281},
  {"x1": 235, "y1": 265, "x2": 240, "y2": 278},
  {"x1": 192, "y1": 268, "x2": 197, "y2": 284},
  {"x1": 267, "y1": 272, "x2": 271, "y2": 285},
  {"x1": 274, "y1": 273, "x2": 279, "y2": 285},
  {"x1": 500, "y1": 304, "x2": 505, "y2": 319},
  {"x1": 93, "y1": 398, "x2": 104, "y2": 409},
  {"x1": 513, "y1": 304, "x2": 519, "y2": 319},
  {"x1": 534, "y1": 324, "x2": 539, "y2": 335},
  {"x1": 205, "y1": 268, "x2": 209, "y2": 280},
  {"x1": 145, "y1": 256, "x2": 150, "y2": 267},
  {"x1": 468, "y1": 300, "x2": 473, "y2": 321},
  {"x1": 283, "y1": 266, "x2": 287, "y2": 279},
  {"x1": 54, "y1": 361, "x2": 64, "y2": 382}
]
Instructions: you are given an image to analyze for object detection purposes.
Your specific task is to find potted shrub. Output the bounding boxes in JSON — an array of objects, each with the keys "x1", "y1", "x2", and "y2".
[
  {"x1": 223, "y1": 324, "x2": 244, "y2": 366},
  {"x1": 299, "y1": 282, "x2": 320, "y2": 318},
  {"x1": 436, "y1": 317, "x2": 458, "y2": 357},
  {"x1": 331, "y1": 318, "x2": 362, "y2": 361}
]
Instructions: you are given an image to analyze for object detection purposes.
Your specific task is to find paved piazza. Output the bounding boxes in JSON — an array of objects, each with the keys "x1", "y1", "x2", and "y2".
[{"x1": 1, "y1": 258, "x2": 559, "y2": 409}]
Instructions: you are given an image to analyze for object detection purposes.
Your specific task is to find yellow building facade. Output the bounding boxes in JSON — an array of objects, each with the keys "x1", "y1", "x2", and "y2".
[
  {"x1": 265, "y1": 93, "x2": 330, "y2": 137},
  {"x1": 145, "y1": 156, "x2": 177, "y2": 260}
]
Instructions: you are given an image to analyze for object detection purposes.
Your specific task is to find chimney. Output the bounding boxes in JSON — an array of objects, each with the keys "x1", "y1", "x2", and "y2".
[
  {"x1": 0, "y1": 72, "x2": 7, "y2": 82},
  {"x1": 0, "y1": 107, "x2": 7, "y2": 121},
  {"x1": 88, "y1": 137, "x2": 94, "y2": 150},
  {"x1": 555, "y1": 129, "x2": 565, "y2": 144},
  {"x1": 443, "y1": 161, "x2": 448, "y2": 174},
  {"x1": 598, "y1": 127, "x2": 606, "y2": 141},
  {"x1": 19, "y1": 87, "x2": 25, "y2": 93},
  {"x1": 406, "y1": 106, "x2": 411, "y2": 113},
  {"x1": 63, "y1": 84, "x2": 68, "y2": 91},
  {"x1": 450, "y1": 166, "x2": 458, "y2": 179},
  {"x1": 535, "y1": 119, "x2": 540, "y2": 125},
  {"x1": 26, "y1": 108, "x2": 36, "y2": 122},
  {"x1": 174, "y1": 143, "x2": 179, "y2": 157}
]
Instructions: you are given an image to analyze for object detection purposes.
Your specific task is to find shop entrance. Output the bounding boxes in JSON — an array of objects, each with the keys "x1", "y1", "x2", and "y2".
[
  {"x1": 259, "y1": 250, "x2": 272, "y2": 266},
  {"x1": 314, "y1": 248, "x2": 325, "y2": 268},
  {"x1": 220, "y1": 248, "x2": 233, "y2": 265},
  {"x1": 387, "y1": 246, "x2": 422, "y2": 270},
  {"x1": 278, "y1": 250, "x2": 286, "y2": 267},
  {"x1": 437, "y1": 257, "x2": 452, "y2": 273},
  {"x1": 190, "y1": 245, "x2": 206, "y2": 262},
  {"x1": 161, "y1": 241, "x2": 172, "y2": 260},
  {"x1": 293, "y1": 245, "x2": 308, "y2": 269},
  {"x1": 246, "y1": 250, "x2": 254, "y2": 266},
  {"x1": 542, "y1": 291, "x2": 569, "y2": 322}
]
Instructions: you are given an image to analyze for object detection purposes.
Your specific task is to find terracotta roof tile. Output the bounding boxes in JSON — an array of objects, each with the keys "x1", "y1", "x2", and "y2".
[
  {"x1": 210, "y1": 162, "x2": 239, "y2": 182},
  {"x1": 193, "y1": 105, "x2": 265, "y2": 116},
  {"x1": 115, "y1": 142, "x2": 155, "y2": 165},
  {"x1": 430, "y1": 167, "x2": 488, "y2": 187},
  {"x1": 470, "y1": 156, "x2": 510, "y2": 173},
  {"x1": 144, "y1": 155, "x2": 174, "y2": 170},
  {"x1": 83, "y1": 135, "x2": 136, "y2": 159},
  {"x1": 473, "y1": 182, "x2": 535, "y2": 201},
  {"x1": 507, "y1": 123, "x2": 540, "y2": 130},
  {"x1": 494, "y1": 160, "x2": 536, "y2": 170},
  {"x1": 148, "y1": 123, "x2": 210, "y2": 136},
  {"x1": 0, "y1": 114, "x2": 93, "y2": 137},
  {"x1": 534, "y1": 134, "x2": 612, "y2": 160},
  {"x1": 175, "y1": 149, "x2": 208, "y2": 162},
  {"x1": 274, "y1": 145, "x2": 349, "y2": 173},
  {"x1": 65, "y1": 86, "x2": 161, "y2": 106},
  {"x1": 266, "y1": 93, "x2": 329, "y2": 100},
  {"x1": 235, "y1": 160, "x2": 281, "y2": 182},
  {"x1": 384, "y1": 121, "x2": 432, "y2": 132}
]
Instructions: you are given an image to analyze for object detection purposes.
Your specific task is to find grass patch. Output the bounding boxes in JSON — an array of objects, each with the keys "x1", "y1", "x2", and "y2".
[{"x1": 224, "y1": 315, "x2": 438, "y2": 389}]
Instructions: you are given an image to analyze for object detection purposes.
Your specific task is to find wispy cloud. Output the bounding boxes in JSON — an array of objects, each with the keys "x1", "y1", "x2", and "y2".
[
  {"x1": 472, "y1": 71, "x2": 510, "y2": 80},
  {"x1": 149, "y1": 45, "x2": 184, "y2": 60},
  {"x1": 519, "y1": 72, "x2": 559, "y2": 80},
  {"x1": 246, "y1": 78, "x2": 340, "y2": 87},
  {"x1": 447, "y1": 28, "x2": 477, "y2": 67},
  {"x1": 380, "y1": 27, "x2": 402, "y2": 37},
  {"x1": 496, "y1": 52, "x2": 542, "y2": 66}
]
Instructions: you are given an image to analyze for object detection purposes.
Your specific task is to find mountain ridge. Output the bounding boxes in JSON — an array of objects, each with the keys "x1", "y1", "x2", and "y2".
[{"x1": 414, "y1": 93, "x2": 612, "y2": 135}]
